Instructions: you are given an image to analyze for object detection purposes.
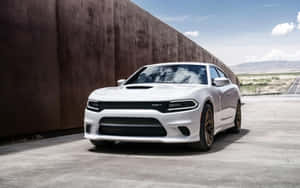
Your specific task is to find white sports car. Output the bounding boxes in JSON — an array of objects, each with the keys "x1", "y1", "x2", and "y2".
[{"x1": 84, "y1": 62, "x2": 241, "y2": 150}]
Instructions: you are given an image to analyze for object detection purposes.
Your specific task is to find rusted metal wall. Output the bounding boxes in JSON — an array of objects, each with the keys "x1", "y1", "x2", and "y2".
[
  {"x1": 57, "y1": 0, "x2": 115, "y2": 130},
  {"x1": 0, "y1": 0, "x2": 238, "y2": 138},
  {"x1": 0, "y1": 0, "x2": 60, "y2": 138}
]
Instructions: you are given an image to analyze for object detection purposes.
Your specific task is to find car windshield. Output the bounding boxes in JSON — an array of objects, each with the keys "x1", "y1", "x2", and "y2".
[{"x1": 126, "y1": 64, "x2": 208, "y2": 85}]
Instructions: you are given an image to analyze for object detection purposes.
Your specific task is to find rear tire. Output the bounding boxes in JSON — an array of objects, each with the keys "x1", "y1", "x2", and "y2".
[
  {"x1": 191, "y1": 103, "x2": 214, "y2": 151},
  {"x1": 230, "y1": 101, "x2": 241, "y2": 133},
  {"x1": 90, "y1": 140, "x2": 114, "y2": 148}
]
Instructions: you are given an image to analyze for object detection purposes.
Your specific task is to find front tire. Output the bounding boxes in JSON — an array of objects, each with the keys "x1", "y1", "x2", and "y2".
[{"x1": 192, "y1": 103, "x2": 214, "y2": 151}]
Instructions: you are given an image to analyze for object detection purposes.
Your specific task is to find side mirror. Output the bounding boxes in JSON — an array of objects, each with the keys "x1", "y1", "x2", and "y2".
[
  {"x1": 213, "y1": 77, "x2": 230, "y2": 87},
  {"x1": 117, "y1": 79, "x2": 126, "y2": 86}
]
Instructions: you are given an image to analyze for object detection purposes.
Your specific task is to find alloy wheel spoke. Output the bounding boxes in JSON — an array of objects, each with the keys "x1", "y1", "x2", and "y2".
[{"x1": 204, "y1": 109, "x2": 214, "y2": 145}]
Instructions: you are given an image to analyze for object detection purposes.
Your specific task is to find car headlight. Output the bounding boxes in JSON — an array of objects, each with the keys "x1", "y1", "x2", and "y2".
[
  {"x1": 87, "y1": 100, "x2": 101, "y2": 112},
  {"x1": 166, "y1": 99, "x2": 199, "y2": 112}
]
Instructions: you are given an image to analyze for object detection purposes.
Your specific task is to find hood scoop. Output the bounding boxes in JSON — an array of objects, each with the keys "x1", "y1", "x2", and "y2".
[{"x1": 126, "y1": 86, "x2": 153, "y2": 89}]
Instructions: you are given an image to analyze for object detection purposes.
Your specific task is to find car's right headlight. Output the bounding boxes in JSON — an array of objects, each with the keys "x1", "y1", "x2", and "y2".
[{"x1": 86, "y1": 100, "x2": 101, "y2": 112}]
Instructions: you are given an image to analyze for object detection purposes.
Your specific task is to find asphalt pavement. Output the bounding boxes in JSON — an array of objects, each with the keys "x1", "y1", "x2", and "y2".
[{"x1": 1, "y1": 95, "x2": 300, "y2": 188}]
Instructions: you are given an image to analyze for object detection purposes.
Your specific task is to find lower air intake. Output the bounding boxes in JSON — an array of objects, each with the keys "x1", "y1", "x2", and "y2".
[{"x1": 99, "y1": 117, "x2": 167, "y2": 137}]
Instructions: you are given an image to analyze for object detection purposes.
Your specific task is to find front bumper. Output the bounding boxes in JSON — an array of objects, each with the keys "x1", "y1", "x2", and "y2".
[{"x1": 84, "y1": 108, "x2": 202, "y2": 143}]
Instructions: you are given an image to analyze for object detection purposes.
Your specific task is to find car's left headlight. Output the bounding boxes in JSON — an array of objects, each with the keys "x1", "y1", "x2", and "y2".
[{"x1": 166, "y1": 99, "x2": 199, "y2": 112}]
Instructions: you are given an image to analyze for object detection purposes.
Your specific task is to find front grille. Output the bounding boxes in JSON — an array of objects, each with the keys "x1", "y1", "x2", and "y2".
[
  {"x1": 93, "y1": 101, "x2": 169, "y2": 113},
  {"x1": 99, "y1": 117, "x2": 167, "y2": 137}
]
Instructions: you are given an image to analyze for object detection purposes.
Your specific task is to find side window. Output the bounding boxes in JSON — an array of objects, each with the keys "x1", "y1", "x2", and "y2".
[
  {"x1": 209, "y1": 66, "x2": 220, "y2": 82},
  {"x1": 216, "y1": 68, "x2": 227, "y2": 78}
]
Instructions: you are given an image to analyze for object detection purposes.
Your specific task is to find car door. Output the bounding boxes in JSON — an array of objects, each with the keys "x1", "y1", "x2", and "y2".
[
  {"x1": 209, "y1": 66, "x2": 232, "y2": 127},
  {"x1": 209, "y1": 66, "x2": 223, "y2": 129},
  {"x1": 215, "y1": 67, "x2": 236, "y2": 125}
]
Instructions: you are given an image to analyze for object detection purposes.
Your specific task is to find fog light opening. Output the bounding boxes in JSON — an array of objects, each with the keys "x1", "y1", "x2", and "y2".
[
  {"x1": 86, "y1": 124, "x2": 92, "y2": 133},
  {"x1": 178, "y1": 126, "x2": 190, "y2": 136}
]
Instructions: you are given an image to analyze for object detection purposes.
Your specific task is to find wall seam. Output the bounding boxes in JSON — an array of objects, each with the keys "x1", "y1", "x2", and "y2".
[{"x1": 55, "y1": 0, "x2": 62, "y2": 130}]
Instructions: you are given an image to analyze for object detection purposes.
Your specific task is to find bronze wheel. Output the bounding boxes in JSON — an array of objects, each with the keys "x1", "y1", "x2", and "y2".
[
  {"x1": 204, "y1": 108, "x2": 214, "y2": 147},
  {"x1": 191, "y1": 103, "x2": 214, "y2": 151}
]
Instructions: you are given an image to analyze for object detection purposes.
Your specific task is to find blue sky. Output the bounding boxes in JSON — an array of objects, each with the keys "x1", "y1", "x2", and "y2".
[{"x1": 131, "y1": 0, "x2": 300, "y2": 65}]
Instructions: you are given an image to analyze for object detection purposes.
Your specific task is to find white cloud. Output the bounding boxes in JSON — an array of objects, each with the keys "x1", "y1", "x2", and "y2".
[
  {"x1": 198, "y1": 29, "x2": 300, "y2": 65},
  {"x1": 201, "y1": 39, "x2": 300, "y2": 65},
  {"x1": 245, "y1": 49, "x2": 300, "y2": 62},
  {"x1": 271, "y1": 22, "x2": 295, "y2": 36},
  {"x1": 184, "y1": 31, "x2": 199, "y2": 37}
]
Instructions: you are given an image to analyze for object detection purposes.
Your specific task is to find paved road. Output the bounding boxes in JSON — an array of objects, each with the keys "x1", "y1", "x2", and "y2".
[
  {"x1": 287, "y1": 77, "x2": 300, "y2": 94},
  {"x1": 1, "y1": 95, "x2": 300, "y2": 188}
]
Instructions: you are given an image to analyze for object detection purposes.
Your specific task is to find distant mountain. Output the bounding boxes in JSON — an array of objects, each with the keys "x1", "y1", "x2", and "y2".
[{"x1": 230, "y1": 60, "x2": 300, "y2": 74}]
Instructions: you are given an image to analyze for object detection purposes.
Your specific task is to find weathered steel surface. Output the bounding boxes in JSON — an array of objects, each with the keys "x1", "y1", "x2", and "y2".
[
  {"x1": 0, "y1": 0, "x2": 60, "y2": 137},
  {"x1": 57, "y1": 0, "x2": 115, "y2": 129},
  {"x1": 0, "y1": 0, "x2": 238, "y2": 138}
]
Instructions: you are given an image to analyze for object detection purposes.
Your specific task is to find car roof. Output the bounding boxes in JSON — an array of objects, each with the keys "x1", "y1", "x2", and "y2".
[{"x1": 145, "y1": 62, "x2": 212, "y2": 67}]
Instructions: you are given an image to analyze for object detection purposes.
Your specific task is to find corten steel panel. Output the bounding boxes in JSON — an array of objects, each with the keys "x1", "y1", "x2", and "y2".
[
  {"x1": 151, "y1": 20, "x2": 179, "y2": 63},
  {"x1": 115, "y1": 0, "x2": 206, "y2": 80},
  {"x1": 114, "y1": 0, "x2": 154, "y2": 80},
  {"x1": 0, "y1": 0, "x2": 60, "y2": 137},
  {"x1": 177, "y1": 34, "x2": 199, "y2": 62},
  {"x1": 177, "y1": 34, "x2": 186, "y2": 62},
  {"x1": 57, "y1": 0, "x2": 115, "y2": 129},
  {"x1": 134, "y1": 10, "x2": 153, "y2": 70},
  {"x1": 196, "y1": 45, "x2": 203, "y2": 61},
  {"x1": 114, "y1": 0, "x2": 140, "y2": 79}
]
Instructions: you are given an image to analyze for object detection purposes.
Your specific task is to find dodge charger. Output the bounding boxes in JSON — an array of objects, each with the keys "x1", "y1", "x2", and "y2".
[{"x1": 84, "y1": 62, "x2": 241, "y2": 150}]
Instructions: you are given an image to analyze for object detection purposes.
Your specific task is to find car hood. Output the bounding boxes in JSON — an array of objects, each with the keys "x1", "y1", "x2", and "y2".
[{"x1": 89, "y1": 83, "x2": 208, "y2": 101}]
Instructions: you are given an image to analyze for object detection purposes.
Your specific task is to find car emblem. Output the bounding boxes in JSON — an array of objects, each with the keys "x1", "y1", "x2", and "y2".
[{"x1": 152, "y1": 103, "x2": 162, "y2": 107}]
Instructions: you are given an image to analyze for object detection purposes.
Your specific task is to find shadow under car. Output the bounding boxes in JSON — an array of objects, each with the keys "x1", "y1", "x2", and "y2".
[{"x1": 88, "y1": 128, "x2": 250, "y2": 156}]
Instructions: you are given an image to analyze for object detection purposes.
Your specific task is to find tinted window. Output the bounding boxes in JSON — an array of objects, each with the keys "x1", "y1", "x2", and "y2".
[
  {"x1": 216, "y1": 68, "x2": 226, "y2": 78},
  {"x1": 209, "y1": 66, "x2": 220, "y2": 81},
  {"x1": 126, "y1": 65, "x2": 208, "y2": 85}
]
